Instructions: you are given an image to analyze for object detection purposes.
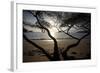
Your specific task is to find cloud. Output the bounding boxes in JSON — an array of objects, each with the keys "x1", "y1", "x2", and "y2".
[{"x1": 23, "y1": 10, "x2": 37, "y2": 25}]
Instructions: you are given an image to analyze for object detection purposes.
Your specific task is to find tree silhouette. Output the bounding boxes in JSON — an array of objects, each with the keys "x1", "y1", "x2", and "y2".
[
  {"x1": 60, "y1": 13, "x2": 91, "y2": 60},
  {"x1": 23, "y1": 11, "x2": 62, "y2": 61},
  {"x1": 23, "y1": 10, "x2": 91, "y2": 61}
]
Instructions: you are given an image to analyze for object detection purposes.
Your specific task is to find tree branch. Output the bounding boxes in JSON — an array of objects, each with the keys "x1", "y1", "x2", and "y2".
[
  {"x1": 59, "y1": 20, "x2": 90, "y2": 60},
  {"x1": 59, "y1": 24, "x2": 79, "y2": 40},
  {"x1": 62, "y1": 30, "x2": 90, "y2": 60},
  {"x1": 28, "y1": 11, "x2": 61, "y2": 60},
  {"x1": 23, "y1": 29, "x2": 53, "y2": 60},
  {"x1": 35, "y1": 14, "x2": 61, "y2": 60}
]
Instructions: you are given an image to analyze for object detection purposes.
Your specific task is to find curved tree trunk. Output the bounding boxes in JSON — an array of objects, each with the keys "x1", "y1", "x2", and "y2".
[
  {"x1": 25, "y1": 11, "x2": 61, "y2": 60},
  {"x1": 23, "y1": 30, "x2": 53, "y2": 60},
  {"x1": 62, "y1": 31, "x2": 90, "y2": 60},
  {"x1": 62, "y1": 40, "x2": 81, "y2": 60},
  {"x1": 35, "y1": 15, "x2": 61, "y2": 60}
]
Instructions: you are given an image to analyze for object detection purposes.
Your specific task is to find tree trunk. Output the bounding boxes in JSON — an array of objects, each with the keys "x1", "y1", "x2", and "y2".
[
  {"x1": 23, "y1": 29, "x2": 53, "y2": 60},
  {"x1": 35, "y1": 15, "x2": 61, "y2": 60}
]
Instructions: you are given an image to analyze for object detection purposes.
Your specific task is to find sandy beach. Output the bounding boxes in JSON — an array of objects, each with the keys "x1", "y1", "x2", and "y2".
[{"x1": 23, "y1": 38, "x2": 90, "y2": 62}]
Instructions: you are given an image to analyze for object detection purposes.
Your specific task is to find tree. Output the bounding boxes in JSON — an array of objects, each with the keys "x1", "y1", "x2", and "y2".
[
  {"x1": 23, "y1": 10, "x2": 91, "y2": 61},
  {"x1": 23, "y1": 11, "x2": 62, "y2": 61},
  {"x1": 59, "y1": 13, "x2": 91, "y2": 60}
]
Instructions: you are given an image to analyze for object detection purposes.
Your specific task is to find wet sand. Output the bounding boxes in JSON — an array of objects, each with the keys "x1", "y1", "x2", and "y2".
[{"x1": 23, "y1": 38, "x2": 90, "y2": 62}]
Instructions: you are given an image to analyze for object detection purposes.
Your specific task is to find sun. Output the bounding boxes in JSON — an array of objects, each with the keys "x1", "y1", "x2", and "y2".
[
  {"x1": 50, "y1": 27, "x2": 57, "y2": 37},
  {"x1": 48, "y1": 19, "x2": 60, "y2": 37},
  {"x1": 49, "y1": 20, "x2": 55, "y2": 26},
  {"x1": 50, "y1": 32, "x2": 55, "y2": 37}
]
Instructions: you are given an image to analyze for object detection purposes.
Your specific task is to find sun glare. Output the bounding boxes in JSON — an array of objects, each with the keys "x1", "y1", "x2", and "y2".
[
  {"x1": 50, "y1": 32, "x2": 55, "y2": 37},
  {"x1": 50, "y1": 27, "x2": 57, "y2": 37},
  {"x1": 49, "y1": 20, "x2": 55, "y2": 26},
  {"x1": 48, "y1": 19, "x2": 59, "y2": 37}
]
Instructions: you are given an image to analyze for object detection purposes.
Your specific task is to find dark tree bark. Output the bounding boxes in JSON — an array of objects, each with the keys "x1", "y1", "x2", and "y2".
[
  {"x1": 24, "y1": 11, "x2": 62, "y2": 61},
  {"x1": 23, "y1": 11, "x2": 90, "y2": 61},
  {"x1": 23, "y1": 28, "x2": 53, "y2": 60},
  {"x1": 35, "y1": 14, "x2": 61, "y2": 60},
  {"x1": 61, "y1": 25, "x2": 90, "y2": 60},
  {"x1": 59, "y1": 13, "x2": 91, "y2": 59}
]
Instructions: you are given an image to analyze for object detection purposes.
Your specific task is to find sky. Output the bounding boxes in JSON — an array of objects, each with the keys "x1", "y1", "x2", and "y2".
[
  {"x1": 23, "y1": 10, "x2": 37, "y2": 25},
  {"x1": 23, "y1": 10, "x2": 90, "y2": 34},
  {"x1": 23, "y1": 10, "x2": 72, "y2": 32}
]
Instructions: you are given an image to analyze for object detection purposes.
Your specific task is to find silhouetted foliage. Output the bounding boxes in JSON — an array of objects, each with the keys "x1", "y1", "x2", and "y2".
[{"x1": 23, "y1": 10, "x2": 91, "y2": 61}]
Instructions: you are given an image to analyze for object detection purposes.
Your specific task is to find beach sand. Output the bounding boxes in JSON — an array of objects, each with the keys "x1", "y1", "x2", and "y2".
[{"x1": 23, "y1": 38, "x2": 90, "y2": 62}]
